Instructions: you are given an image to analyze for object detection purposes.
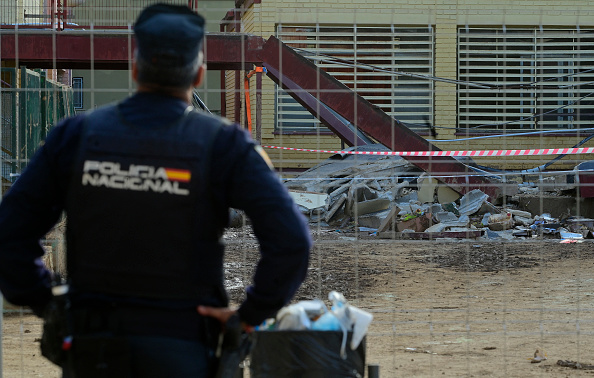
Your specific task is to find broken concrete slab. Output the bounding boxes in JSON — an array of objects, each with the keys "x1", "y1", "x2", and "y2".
[
  {"x1": 430, "y1": 203, "x2": 443, "y2": 214},
  {"x1": 289, "y1": 190, "x2": 329, "y2": 210},
  {"x1": 377, "y1": 206, "x2": 401, "y2": 233},
  {"x1": 327, "y1": 182, "x2": 351, "y2": 202},
  {"x1": 442, "y1": 215, "x2": 471, "y2": 228},
  {"x1": 514, "y1": 215, "x2": 534, "y2": 227},
  {"x1": 458, "y1": 189, "x2": 489, "y2": 216},
  {"x1": 437, "y1": 185, "x2": 461, "y2": 204},
  {"x1": 436, "y1": 211, "x2": 458, "y2": 223},
  {"x1": 478, "y1": 201, "x2": 501, "y2": 215},
  {"x1": 345, "y1": 184, "x2": 379, "y2": 216},
  {"x1": 397, "y1": 191, "x2": 419, "y2": 203},
  {"x1": 417, "y1": 176, "x2": 438, "y2": 204},
  {"x1": 325, "y1": 193, "x2": 347, "y2": 222},
  {"x1": 425, "y1": 223, "x2": 447, "y2": 233},
  {"x1": 353, "y1": 198, "x2": 391, "y2": 216},
  {"x1": 356, "y1": 209, "x2": 392, "y2": 229}
]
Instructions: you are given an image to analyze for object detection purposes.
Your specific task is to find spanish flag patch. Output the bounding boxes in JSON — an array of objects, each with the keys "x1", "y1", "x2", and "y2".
[{"x1": 164, "y1": 168, "x2": 191, "y2": 182}]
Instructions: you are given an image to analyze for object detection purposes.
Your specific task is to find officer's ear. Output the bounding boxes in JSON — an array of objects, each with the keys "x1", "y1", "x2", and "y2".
[{"x1": 193, "y1": 63, "x2": 206, "y2": 88}]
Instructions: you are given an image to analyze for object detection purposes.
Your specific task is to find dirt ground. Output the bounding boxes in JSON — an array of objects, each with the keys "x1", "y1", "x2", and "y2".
[{"x1": 3, "y1": 228, "x2": 594, "y2": 377}]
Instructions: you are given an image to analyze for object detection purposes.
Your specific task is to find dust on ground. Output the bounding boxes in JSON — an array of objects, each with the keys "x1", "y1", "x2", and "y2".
[{"x1": 3, "y1": 228, "x2": 594, "y2": 377}]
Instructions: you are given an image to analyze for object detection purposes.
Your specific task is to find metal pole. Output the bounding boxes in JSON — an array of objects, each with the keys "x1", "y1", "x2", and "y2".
[{"x1": 367, "y1": 364, "x2": 380, "y2": 378}]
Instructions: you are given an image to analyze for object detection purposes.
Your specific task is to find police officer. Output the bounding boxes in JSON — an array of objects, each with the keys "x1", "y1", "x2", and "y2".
[{"x1": 0, "y1": 3, "x2": 311, "y2": 377}]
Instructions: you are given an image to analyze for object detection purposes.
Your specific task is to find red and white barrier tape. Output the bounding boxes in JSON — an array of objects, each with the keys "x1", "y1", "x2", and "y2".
[{"x1": 263, "y1": 145, "x2": 594, "y2": 157}]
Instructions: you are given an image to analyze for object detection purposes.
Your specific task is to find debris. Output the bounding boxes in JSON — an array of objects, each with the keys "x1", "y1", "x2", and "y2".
[
  {"x1": 357, "y1": 209, "x2": 392, "y2": 229},
  {"x1": 289, "y1": 190, "x2": 328, "y2": 211},
  {"x1": 514, "y1": 216, "x2": 534, "y2": 227},
  {"x1": 505, "y1": 209, "x2": 533, "y2": 219},
  {"x1": 565, "y1": 217, "x2": 594, "y2": 233},
  {"x1": 284, "y1": 150, "x2": 593, "y2": 241},
  {"x1": 379, "y1": 230, "x2": 483, "y2": 240},
  {"x1": 487, "y1": 212, "x2": 513, "y2": 231},
  {"x1": 404, "y1": 347, "x2": 436, "y2": 355},
  {"x1": 442, "y1": 202, "x2": 460, "y2": 216},
  {"x1": 396, "y1": 212, "x2": 432, "y2": 232},
  {"x1": 325, "y1": 193, "x2": 347, "y2": 223},
  {"x1": 435, "y1": 211, "x2": 458, "y2": 223},
  {"x1": 377, "y1": 206, "x2": 401, "y2": 233},
  {"x1": 576, "y1": 160, "x2": 594, "y2": 198},
  {"x1": 437, "y1": 185, "x2": 461, "y2": 204},
  {"x1": 353, "y1": 198, "x2": 391, "y2": 216},
  {"x1": 557, "y1": 360, "x2": 594, "y2": 369},
  {"x1": 458, "y1": 189, "x2": 489, "y2": 216},
  {"x1": 560, "y1": 230, "x2": 584, "y2": 240},
  {"x1": 417, "y1": 175, "x2": 438, "y2": 203},
  {"x1": 530, "y1": 349, "x2": 547, "y2": 363},
  {"x1": 512, "y1": 228, "x2": 532, "y2": 237}
]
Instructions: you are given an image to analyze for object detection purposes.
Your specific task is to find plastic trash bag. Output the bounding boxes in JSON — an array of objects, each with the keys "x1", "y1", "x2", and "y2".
[{"x1": 249, "y1": 330, "x2": 366, "y2": 378}]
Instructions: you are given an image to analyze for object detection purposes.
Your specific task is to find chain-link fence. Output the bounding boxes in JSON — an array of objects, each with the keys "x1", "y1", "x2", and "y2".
[{"x1": 2, "y1": 1, "x2": 594, "y2": 377}]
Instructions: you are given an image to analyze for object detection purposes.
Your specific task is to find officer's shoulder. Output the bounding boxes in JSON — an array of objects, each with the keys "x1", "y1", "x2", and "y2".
[{"x1": 189, "y1": 109, "x2": 234, "y2": 127}]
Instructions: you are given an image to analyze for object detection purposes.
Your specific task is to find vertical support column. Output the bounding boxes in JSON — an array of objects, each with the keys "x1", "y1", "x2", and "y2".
[
  {"x1": 433, "y1": 18, "x2": 458, "y2": 142},
  {"x1": 255, "y1": 66, "x2": 262, "y2": 143},
  {"x1": 234, "y1": 71, "x2": 241, "y2": 124}
]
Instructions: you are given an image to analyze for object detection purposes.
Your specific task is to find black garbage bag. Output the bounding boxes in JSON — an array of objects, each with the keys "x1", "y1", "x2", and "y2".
[{"x1": 249, "y1": 330, "x2": 365, "y2": 378}]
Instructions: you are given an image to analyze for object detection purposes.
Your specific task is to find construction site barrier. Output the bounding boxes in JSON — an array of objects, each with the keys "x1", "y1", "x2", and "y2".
[{"x1": 263, "y1": 145, "x2": 594, "y2": 157}]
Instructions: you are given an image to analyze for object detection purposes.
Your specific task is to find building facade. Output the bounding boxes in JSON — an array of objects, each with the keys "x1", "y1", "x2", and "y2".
[{"x1": 226, "y1": 0, "x2": 594, "y2": 172}]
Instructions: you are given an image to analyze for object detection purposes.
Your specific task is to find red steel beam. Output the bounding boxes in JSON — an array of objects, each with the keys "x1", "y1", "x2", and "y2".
[
  {"x1": 265, "y1": 64, "x2": 371, "y2": 147},
  {"x1": 259, "y1": 36, "x2": 500, "y2": 199},
  {"x1": 0, "y1": 30, "x2": 265, "y2": 70}
]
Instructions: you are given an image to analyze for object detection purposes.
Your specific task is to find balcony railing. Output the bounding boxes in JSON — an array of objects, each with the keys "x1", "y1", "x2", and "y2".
[{"x1": 2, "y1": 1, "x2": 200, "y2": 30}]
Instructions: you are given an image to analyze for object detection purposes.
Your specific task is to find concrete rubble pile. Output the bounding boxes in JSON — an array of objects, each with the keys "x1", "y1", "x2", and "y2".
[{"x1": 284, "y1": 146, "x2": 594, "y2": 241}]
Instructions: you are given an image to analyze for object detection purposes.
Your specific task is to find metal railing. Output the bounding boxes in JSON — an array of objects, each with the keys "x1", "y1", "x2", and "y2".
[{"x1": 2, "y1": 1, "x2": 202, "y2": 30}]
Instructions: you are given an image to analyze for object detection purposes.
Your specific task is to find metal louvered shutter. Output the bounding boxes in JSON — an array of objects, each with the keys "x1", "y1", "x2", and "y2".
[
  {"x1": 458, "y1": 28, "x2": 594, "y2": 132},
  {"x1": 276, "y1": 25, "x2": 434, "y2": 131}
]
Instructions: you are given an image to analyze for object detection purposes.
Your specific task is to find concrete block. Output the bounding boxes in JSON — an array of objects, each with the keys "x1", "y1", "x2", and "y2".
[
  {"x1": 289, "y1": 190, "x2": 328, "y2": 211},
  {"x1": 356, "y1": 210, "x2": 392, "y2": 229},
  {"x1": 325, "y1": 193, "x2": 347, "y2": 222},
  {"x1": 377, "y1": 205, "x2": 401, "y2": 233},
  {"x1": 437, "y1": 185, "x2": 461, "y2": 204},
  {"x1": 417, "y1": 176, "x2": 438, "y2": 204},
  {"x1": 353, "y1": 198, "x2": 391, "y2": 216}
]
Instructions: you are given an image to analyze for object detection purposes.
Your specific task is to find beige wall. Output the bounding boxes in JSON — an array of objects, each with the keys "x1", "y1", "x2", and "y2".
[{"x1": 235, "y1": 0, "x2": 594, "y2": 172}]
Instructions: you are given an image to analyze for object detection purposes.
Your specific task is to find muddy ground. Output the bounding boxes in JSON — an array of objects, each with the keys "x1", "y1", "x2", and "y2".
[{"x1": 3, "y1": 228, "x2": 594, "y2": 377}]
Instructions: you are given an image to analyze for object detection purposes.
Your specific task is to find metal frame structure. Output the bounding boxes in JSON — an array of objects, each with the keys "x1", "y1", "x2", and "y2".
[{"x1": 0, "y1": 28, "x2": 501, "y2": 199}]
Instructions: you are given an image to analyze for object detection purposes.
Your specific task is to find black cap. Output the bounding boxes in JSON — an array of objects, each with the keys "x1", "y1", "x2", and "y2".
[{"x1": 134, "y1": 3, "x2": 205, "y2": 67}]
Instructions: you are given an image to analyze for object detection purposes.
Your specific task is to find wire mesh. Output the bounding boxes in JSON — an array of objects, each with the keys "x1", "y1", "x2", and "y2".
[{"x1": 1, "y1": 2, "x2": 594, "y2": 377}]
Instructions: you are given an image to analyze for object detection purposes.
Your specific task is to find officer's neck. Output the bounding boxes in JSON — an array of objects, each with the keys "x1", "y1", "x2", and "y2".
[{"x1": 136, "y1": 85, "x2": 193, "y2": 104}]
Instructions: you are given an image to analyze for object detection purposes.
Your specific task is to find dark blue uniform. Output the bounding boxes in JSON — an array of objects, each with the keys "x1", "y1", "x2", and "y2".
[{"x1": 0, "y1": 92, "x2": 311, "y2": 375}]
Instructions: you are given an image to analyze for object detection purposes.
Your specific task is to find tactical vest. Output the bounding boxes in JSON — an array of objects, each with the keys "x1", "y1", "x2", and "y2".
[{"x1": 66, "y1": 104, "x2": 226, "y2": 304}]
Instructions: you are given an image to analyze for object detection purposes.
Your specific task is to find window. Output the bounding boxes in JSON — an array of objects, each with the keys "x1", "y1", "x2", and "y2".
[
  {"x1": 458, "y1": 28, "x2": 594, "y2": 132},
  {"x1": 276, "y1": 25, "x2": 434, "y2": 131},
  {"x1": 72, "y1": 77, "x2": 83, "y2": 109}
]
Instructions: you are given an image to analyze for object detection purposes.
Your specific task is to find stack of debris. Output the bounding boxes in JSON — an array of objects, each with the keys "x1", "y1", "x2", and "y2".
[{"x1": 284, "y1": 145, "x2": 594, "y2": 241}]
